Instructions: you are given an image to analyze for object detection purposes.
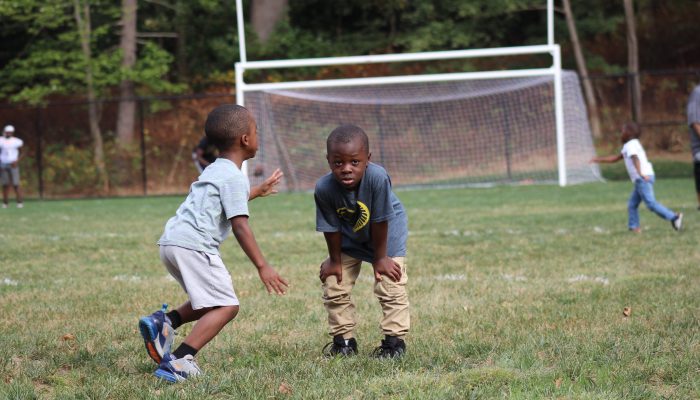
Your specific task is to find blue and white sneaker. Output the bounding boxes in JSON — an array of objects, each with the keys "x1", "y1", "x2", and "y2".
[
  {"x1": 154, "y1": 353, "x2": 202, "y2": 383},
  {"x1": 139, "y1": 304, "x2": 175, "y2": 364}
]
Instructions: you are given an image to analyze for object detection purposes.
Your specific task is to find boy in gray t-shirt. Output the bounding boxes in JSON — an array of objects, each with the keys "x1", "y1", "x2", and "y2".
[
  {"x1": 315, "y1": 124, "x2": 410, "y2": 358},
  {"x1": 139, "y1": 104, "x2": 288, "y2": 383}
]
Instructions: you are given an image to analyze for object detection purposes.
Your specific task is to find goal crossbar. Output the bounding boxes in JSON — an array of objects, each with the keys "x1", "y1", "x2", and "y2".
[
  {"x1": 235, "y1": 44, "x2": 567, "y2": 186},
  {"x1": 238, "y1": 44, "x2": 557, "y2": 70}
]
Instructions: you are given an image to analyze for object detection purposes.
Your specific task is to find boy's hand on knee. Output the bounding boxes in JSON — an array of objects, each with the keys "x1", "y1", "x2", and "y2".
[
  {"x1": 372, "y1": 257, "x2": 401, "y2": 282},
  {"x1": 257, "y1": 264, "x2": 289, "y2": 295},
  {"x1": 319, "y1": 259, "x2": 342, "y2": 283}
]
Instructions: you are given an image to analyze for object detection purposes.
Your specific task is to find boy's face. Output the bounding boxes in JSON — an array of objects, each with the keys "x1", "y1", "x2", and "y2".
[{"x1": 326, "y1": 138, "x2": 370, "y2": 190}]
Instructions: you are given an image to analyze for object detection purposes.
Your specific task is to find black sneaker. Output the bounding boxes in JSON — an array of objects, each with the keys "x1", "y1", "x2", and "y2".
[
  {"x1": 322, "y1": 335, "x2": 357, "y2": 357},
  {"x1": 371, "y1": 336, "x2": 406, "y2": 359}
]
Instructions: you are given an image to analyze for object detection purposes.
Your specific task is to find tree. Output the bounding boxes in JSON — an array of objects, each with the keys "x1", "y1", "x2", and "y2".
[
  {"x1": 251, "y1": 0, "x2": 288, "y2": 44},
  {"x1": 73, "y1": 0, "x2": 109, "y2": 192},
  {"x1": 623, "y1": 0, "x2": 641, "y2": 122},
  {"x1": 116, "y1": 0, "x2": 138, "y2": 144},
  {"x1": 561, "y1": 0, "x2": 602, "y2": 138}
]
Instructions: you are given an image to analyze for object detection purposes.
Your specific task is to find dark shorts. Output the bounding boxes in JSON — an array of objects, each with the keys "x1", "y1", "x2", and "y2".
[
  {"x1": 694, "y1": 161, "x2": 700, "y2": 194},
  {"x1": 0, "y1": 164, "x2": 19, "y2": 186}
]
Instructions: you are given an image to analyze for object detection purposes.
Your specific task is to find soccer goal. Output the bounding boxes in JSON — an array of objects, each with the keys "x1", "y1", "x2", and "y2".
[{"x1": 234, "y1": 1, "x2": 601, "y2": 191}]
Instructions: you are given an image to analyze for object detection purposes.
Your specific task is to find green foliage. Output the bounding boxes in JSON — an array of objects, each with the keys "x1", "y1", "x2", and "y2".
[
  {"x1": 40, "y1": 140, "x2": 145, "y2": 195},
  {"x1": 42, "y1": 144, "x2": 100, "y2": 193},
  {"x1": 0, "y1": 0, "x2": 181, "y2": 105},
  {"x1": 1, "y1": 0, "x2": 699, "y2": 95}
]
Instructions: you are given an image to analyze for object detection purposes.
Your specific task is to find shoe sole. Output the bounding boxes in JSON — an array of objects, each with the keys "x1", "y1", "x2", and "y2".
[
  {"x1": 154, "y1": 368, "x2": 180, "y2": 383},
  {"x1": 139, "y1": 317, "x2": 163, "y2": 364}
]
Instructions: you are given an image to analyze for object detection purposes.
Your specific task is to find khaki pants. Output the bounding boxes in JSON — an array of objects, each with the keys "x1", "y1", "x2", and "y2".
[{"x1": 322, "y1": 253, "x2": 410, "y2": 340}]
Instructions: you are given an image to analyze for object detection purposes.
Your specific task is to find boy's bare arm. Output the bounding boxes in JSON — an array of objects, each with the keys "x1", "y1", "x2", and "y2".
[
  {"x1": 249, "y1": 168, "x2": 283, "y2": 200},
  {"x1": 319, "y1": 231, "x2": 343, "y2": 283},
  {"x1": 230, "y1": 215, "x2": 288, "y2": 294},
  {"x1": 590, "y1": 153, "x2": 623, "y2": 164},
  {"x1": 693, "y1": 123, "x2": 700, "y2": 136},
  {"x1": 370, "y1": 221, "x2": 402, "y2": 283}
]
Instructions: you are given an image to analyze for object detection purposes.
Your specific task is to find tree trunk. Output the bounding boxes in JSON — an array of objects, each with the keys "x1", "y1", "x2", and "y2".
[
  {"x1": 73, "y1": 0, "x2": 109, "y2": 194},
  {"x1": 623, "y1": 0, "x2": 642, "y2": 122},
  {"x1": 251, "y1": 0, "x2": 288, "y2": 44},
  {"x1": 562, "y1": 0, "x2": 602, "y2": 138},
  {"x1": 175, "y1": 0, "x2": 189, "y2": 81},
  {"x1": 116, "y1": 0, "x2": 137, "y2": 143}
]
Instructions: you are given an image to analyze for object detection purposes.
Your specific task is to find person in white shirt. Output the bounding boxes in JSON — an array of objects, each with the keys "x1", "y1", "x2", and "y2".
[
  {"x1": 0, "y1": 125, "x2": 24, "y2": 208},
  {"x1": 591, "y1": 122, "x2": 682, "y2": 232}
]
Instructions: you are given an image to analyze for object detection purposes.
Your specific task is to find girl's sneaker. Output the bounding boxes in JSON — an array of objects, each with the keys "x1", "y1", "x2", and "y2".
[
  {"x1": 672, "y1": 213, "x2": 683, "y2": 231},
  {"x1": 154, "y1": 354, "x2": 202, "y2": 383},
  {"x1": 139, "y1": 304, "x2": 175, "y2": 364}
]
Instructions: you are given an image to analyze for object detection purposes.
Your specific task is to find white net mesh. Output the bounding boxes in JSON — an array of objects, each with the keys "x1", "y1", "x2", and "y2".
[{"x1": 245, "y1": 70, "x2": 600, "y2": 190}]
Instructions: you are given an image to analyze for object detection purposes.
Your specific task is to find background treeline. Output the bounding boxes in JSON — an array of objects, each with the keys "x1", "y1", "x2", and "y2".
[
  {"x1": 2, "y1": 0, "x2": 698, "y2": 100},
  {"x1": 0, "y1": 0, "x2": 698, "y2": 197}
]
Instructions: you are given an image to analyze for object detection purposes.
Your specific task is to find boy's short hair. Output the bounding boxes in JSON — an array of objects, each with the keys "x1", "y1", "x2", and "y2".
[
  {"x1": 327, "y1": 124, "x2": 369, "y2": 154},
  {"x1": 205, "y1": 104, "x2": 253, "y2": 151},
  {"x1": 623, "y1": 121, "x2": 641, "y2": 138}
]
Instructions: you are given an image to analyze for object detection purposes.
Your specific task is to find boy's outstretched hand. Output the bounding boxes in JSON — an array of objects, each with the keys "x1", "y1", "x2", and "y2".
[
  {"x1": 319, "y1": 259, "x2": 342, "y2": 283},
  {"x1": 257, "y1": 264, "x2": 289, "y2": 295},
  {"x1": 256, "y1": 168, "x2": 283, "y2": 198},
  {"x1": 372, "y1": 256, "x2": 402, "y2": 282}
]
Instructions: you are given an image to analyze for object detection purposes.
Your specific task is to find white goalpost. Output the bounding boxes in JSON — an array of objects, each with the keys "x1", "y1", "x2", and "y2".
[{"x1": 234, "y1": 0, "x2": 599, "y2": 189}]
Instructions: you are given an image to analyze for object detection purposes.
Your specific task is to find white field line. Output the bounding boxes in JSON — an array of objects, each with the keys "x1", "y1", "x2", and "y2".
[
  {"x1": 2, "y1": 277, "x2": 18, "y2": 286},
  {"x1": 567, "y1": 274, "x2": 610, "y2": 285}
]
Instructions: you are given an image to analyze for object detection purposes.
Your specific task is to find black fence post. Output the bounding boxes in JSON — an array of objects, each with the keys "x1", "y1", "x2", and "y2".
[
  {"x1": 34, "y1": 107, "x2": 44, "y2": 199},
  {"x1": 139, "y1": 99, "x2": 147, "y2": 196},
  {"x1": 498, "y1": 97, "x2": 513, "y2": 182}
]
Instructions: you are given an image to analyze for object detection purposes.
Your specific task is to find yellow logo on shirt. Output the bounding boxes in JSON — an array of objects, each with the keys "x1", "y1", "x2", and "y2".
[{"x1": 336, "y1": 201, "x2": 370, "y2": 232}]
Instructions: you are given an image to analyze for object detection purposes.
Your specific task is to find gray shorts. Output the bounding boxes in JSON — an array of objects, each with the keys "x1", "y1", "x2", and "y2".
[
  {"x1": 159, "y1": 245, "x2": 239, "y2": 309},
  {"x1": 0, "y1": 164, "x2": 19, "y2": 186}
]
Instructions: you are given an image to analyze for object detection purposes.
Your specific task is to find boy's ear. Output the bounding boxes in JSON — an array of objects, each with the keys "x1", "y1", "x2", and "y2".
[
  {"x1": 240, "y1": 133, "x2": 249, "y2": 147},
  {"x1": 367, "y1": 152, "x2": 372, "y2": 162}
]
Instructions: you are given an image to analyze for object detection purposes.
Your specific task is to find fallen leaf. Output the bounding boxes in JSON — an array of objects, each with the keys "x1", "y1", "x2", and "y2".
[
  {"x1": 622, "y1": 307, "x2": 632, "y2": 317},
  {"x1": 279, "y1": 382, "x2": 292, "y2": 395},
  {"x1": 555, "y1": 378, "x2": 563, "y2": 388},
  {"x1": 62, "y1": 333, "x2": 76, "y2": 341}
]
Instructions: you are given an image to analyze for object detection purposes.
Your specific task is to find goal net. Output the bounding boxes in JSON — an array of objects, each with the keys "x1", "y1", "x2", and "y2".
[{"x1": 244, "y1": 70, "x2": 600, "y2": 191}]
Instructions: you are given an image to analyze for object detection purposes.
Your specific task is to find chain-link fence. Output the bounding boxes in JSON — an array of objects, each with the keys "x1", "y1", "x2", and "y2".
[
  {"x1": 591, "y1": 69, "x2": 700, "y2": 152},
  {"x1": 0, "y1": 93, "x2": 235, "y2": 199},
  {"x1": 1, "y1": 69, "x2": 699, "y2": 199}
]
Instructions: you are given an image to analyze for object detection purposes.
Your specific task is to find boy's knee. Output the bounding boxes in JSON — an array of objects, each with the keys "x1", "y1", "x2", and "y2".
[{"x1": 222, "y1": 305, "x2": 239, "y2": 322}]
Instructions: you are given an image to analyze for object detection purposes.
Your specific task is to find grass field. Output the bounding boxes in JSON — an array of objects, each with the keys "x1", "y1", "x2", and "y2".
[{"x1": 1, "y1": 179, "x2": 698, "y2": 399}]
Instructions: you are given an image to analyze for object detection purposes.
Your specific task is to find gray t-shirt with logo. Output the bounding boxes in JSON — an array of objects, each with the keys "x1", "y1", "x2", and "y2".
[
  {"x1": 158, "y1": 158, "x2": 250, "y2": 255},
  {"x1": 688, "y1": 84, "x2": 700, "y2": 157},
  {"x1": 315, "y1": 162, "x2": 408, "y2": 263}
]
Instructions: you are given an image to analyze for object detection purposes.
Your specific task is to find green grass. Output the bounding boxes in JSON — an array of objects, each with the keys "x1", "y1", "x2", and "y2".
[{"x1": 1, "y1": 179, "x2": 698, "y2": 399}]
